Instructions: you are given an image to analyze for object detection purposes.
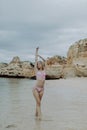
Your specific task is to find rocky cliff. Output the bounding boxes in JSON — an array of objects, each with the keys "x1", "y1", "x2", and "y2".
[
  {"x1": 47, "y1": 55, "x2": 67, "y2": 65},
  {"x1": 0, "y1": 56, "x2": 35, "y2": 78},
  {"x1": 67, "y1": 38, "x2": 87, "y2": 77}
]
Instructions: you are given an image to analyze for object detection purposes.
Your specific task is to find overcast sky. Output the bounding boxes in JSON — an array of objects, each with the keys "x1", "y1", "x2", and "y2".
[{"x1": 0, "y1": 0, "x2": 87, "y2": 62}]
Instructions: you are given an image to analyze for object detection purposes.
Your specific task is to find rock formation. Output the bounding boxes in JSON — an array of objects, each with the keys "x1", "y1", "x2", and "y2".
[
  {"x1": 47, "y1": 55, "x2": 67, "y2": 65},
  {"x1": 0, "y1": 56, "x2": 35, "y2": 78},
  {"x1": 67, "y1": 38, "x2": 87, "y2": 77},
  {"x1": 10, "y1": 56, "x2": 21, "y2": 64},
  {"x1": 46, "y1": 64, "x2": 63, "y2": 79}
]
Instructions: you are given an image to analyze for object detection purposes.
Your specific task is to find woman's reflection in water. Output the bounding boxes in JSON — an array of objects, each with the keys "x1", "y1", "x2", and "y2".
[{"x1": 33, "y1": 119, "x2": 44, "y2": 130}]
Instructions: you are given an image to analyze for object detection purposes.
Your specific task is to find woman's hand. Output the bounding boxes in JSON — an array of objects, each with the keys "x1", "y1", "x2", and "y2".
[{"x1": 36, "y1": 47, "x2": 39, "y2": 51}]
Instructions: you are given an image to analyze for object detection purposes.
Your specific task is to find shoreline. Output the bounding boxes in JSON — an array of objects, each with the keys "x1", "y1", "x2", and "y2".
[{"x1": 0, "y1": 75, "x2": 87, "y2": 81}]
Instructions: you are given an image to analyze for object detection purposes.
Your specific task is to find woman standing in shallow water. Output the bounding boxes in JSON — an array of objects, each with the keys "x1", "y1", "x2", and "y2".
[{"x1": 32, "y1": 47, "x2": 46, "y2": 120}]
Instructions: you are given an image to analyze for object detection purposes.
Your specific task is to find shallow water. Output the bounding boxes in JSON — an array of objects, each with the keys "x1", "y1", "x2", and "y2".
[{"x1": 0, "y1": 78, "x2": 87, "y2": 130}]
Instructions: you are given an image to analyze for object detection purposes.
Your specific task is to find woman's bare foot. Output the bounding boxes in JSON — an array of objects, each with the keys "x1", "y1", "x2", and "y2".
[
  {"x1": 37, "y1": 116, "x2": 42, "y2": 120},
  {"x1": 35, "y1": 111, "x2": 38, "y2": 117}
]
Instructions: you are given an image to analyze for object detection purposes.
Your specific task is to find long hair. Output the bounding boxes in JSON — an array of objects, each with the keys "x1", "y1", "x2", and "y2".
[{"x1": 37, "y1": 61, "x2": 45, "y2": 70}]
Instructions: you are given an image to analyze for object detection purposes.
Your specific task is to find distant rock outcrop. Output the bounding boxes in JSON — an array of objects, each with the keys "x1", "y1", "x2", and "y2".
[
  {"x1": 67, "y1": 38, "x2": 87, "y2": 77},
  {"x1": 45, "y1": 55, "x2": 67, "y2": 79},
  {"x1": 0, "y1": 56, "x2": 35, "y2": 78},
  {"x1": 10, "y1": 56, "x2": 21, "y2": 64},
  {"x1": 47, "y1": 55, "x2": 67, "y2": 65},
  {"x1": 46, "y1": 65, "x2": 63, "y2": 79}
]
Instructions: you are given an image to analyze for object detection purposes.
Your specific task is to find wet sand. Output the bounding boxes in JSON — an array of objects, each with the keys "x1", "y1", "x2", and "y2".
[{"x1": 0, "y1": 77, "x2": 87, "y2": 130}]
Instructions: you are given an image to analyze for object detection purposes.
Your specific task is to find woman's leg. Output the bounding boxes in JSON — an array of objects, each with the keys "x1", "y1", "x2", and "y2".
[
  {"x1": 33, "y1": 89, "x2": 42, "y2": 119},
  {"x1": 39, "y1": 90, "x2": 44, "y2": 100},
  {"x1": 39, "y1": 90, "x2": 44, "y2": 117}
]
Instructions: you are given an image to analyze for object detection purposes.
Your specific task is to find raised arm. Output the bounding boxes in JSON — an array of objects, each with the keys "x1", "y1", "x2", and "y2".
[
  {"x1": 38, "y1": 55, "x2": 47, "y2": 70},
  {"x1": 34, "y1": 47, "x2": 39, "y2": 73},
  {"x1": 38, "y1": 55, "x2": 45, "y2": 62}
]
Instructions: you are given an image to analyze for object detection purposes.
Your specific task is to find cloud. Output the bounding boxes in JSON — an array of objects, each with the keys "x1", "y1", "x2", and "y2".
[{"x1": 0, "y1": 0, "x2": 87, "y2": 62}]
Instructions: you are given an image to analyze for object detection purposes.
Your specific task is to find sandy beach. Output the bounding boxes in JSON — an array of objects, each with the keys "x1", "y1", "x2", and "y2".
[{"x1": 0, "y1": 77, "x2": 87, "y2": 130}]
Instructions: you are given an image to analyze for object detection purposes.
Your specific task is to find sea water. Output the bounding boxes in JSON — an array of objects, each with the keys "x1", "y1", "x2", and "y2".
[{"x1": 0, "y1": 78, "x2": 87, "y2": 130}]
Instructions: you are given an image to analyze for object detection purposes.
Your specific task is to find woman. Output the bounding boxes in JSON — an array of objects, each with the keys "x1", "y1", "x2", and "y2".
[{"x1": 33, "y1": 47, "x2": 46, "y2": 120}]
